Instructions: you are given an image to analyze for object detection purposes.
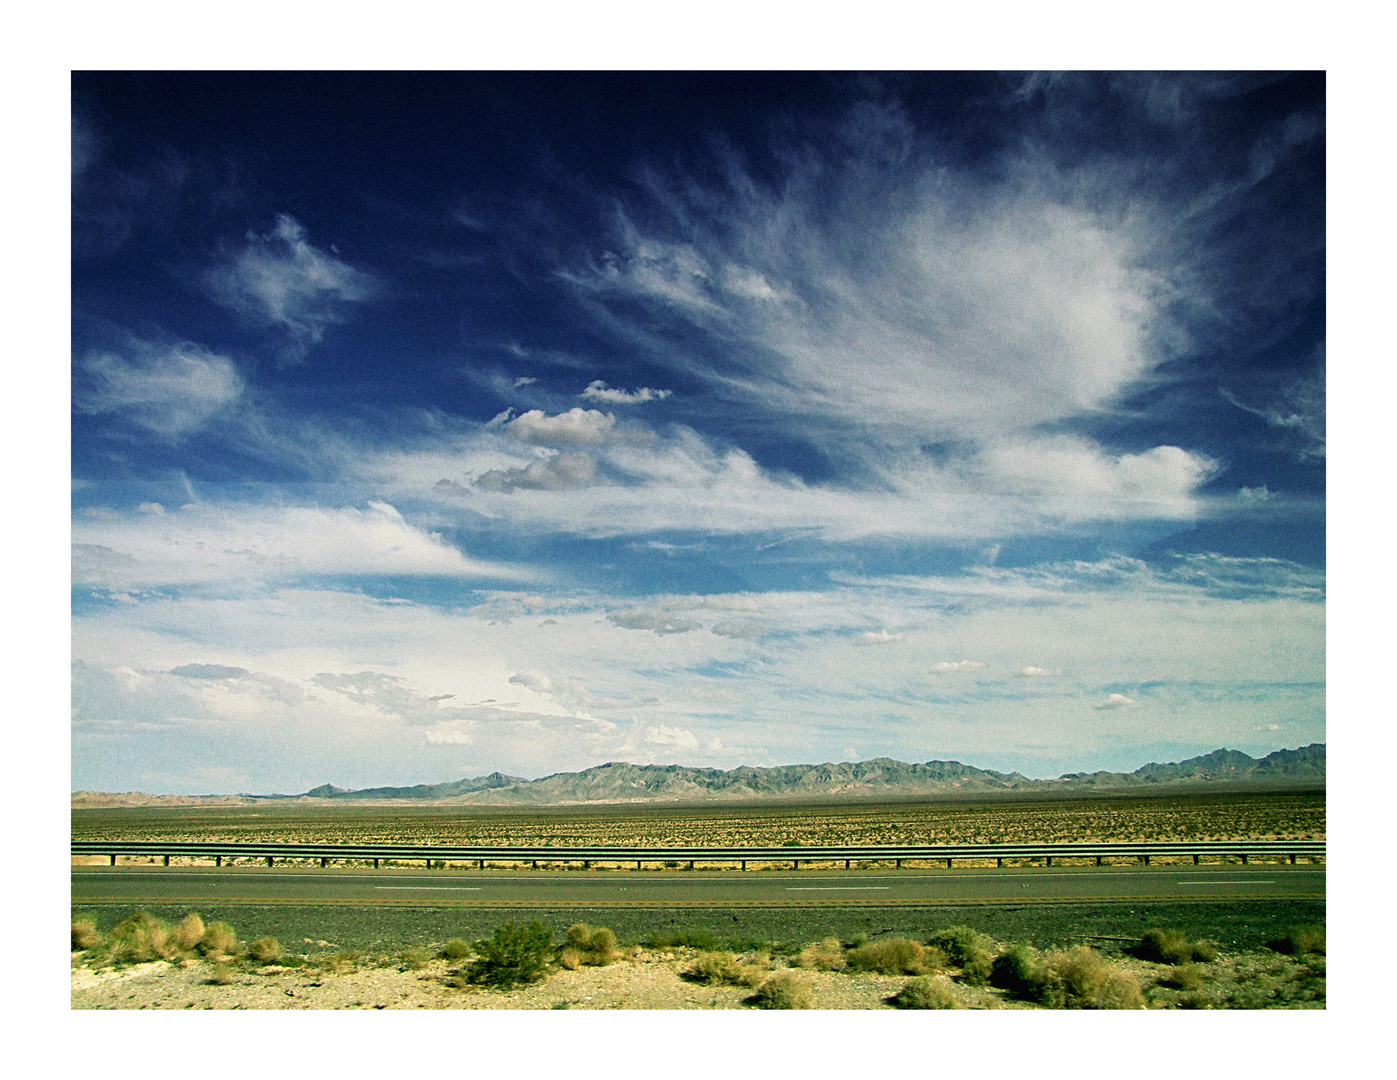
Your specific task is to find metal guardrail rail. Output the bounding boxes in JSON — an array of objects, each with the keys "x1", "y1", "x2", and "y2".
[{"x1": 72, "y1": 839, "x2": 1325, "y2": 869}]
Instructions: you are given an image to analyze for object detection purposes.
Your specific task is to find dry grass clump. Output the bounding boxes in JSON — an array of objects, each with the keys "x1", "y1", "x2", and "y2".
[
  {"x1": 198, "y1": 921, "x2": 239, "y2": 960},
  {"x1": 795, "y1": 937, "x2": 847, "y2": 972},
  {"x1": 206, "y1": 963, "x2": 235, "y2": 986},
  {"x1": 683, "y1": 950, "x2": 765, "y2": 987},
  {"x1": 750, "y1": 971, "x2": 813, "y2": 1009},
  {"x1": 1138, "y1": 928, "x2": 1218, "y2": 964},
  {"x1": 846, "y1": 937, "x2": 939, "y2": 976},
  {"x1": 990, "y1": 943, "x2": 1042, "y2": 996},
  {"x1": 248, "y1": 936, "x2": 284, "y2": 963},
  {"x1": 1269, "y1": 925, "x2": 1325, "y2": 957},
  {"x1": 109, "y1": 912, "x2": 176, "y2": 963},
  {"x1": 71, "y1": 917, "x2": 102, "y2": 952},
  {"x1": 1036, "y1": 946, "x2": 1145, "y2": 1009},
  {"x1": 560, "y1": 924, "x2": 621, "y2": 969},
  {"x1": 928, "y1": 926, "x2": 996, "y2": 985},
  {"x1": 171, "y1": 913, "x2": 206, "y2": 952},
  {"x1": 892, "y1": 975, "x2": 959, "y2": 1009},
  {"x1": 397, "y1": 946, "x2": 433, "y2": 970}
]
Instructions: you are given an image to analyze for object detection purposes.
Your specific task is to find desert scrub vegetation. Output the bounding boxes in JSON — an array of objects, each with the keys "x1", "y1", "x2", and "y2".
[
  {"x1": 1269, "y1": 925, "x2": 1325, "y2": 957},
  {"x1": 928, "y1": 926, "x2": 996, "y2": 985},
  {"x1": 749, "y1": 971, "x2": 813, "y2": 1009},
  {"x1": 71, "y1": 917, "x2": 102, "y2": 951},
  {"x1": 846, "y1": 936, "x2": 940, "y2": 976},
  {"x1": 460, "y1": 921, "x2": 554, "y2": 988},
  {"x1": 1136, "y1": 928, "x2": 1218, "y2": 964},
  {"x1": 998, "y1": 945, "x2": 1144, "y2": 1009},
  {"x1": 891, "y1": 975, "x2": 959, "y2": 1010},
  {"x1": 248, "y1": 936, "x2": 284, "y2": 963},
  {"x1": 560, "y1": 924, "x2": 621, "y2": 969},
  {"x1": 683, "y1": 950, "x2": 766, "y2": 988},
  {"x1": 795, "y1": 937, "x2": 847, "y2": 972}
]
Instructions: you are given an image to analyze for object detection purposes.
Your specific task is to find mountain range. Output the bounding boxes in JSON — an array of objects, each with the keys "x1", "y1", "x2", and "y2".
[{"x1": 71, "y1": 744, "x2": 1324, "y2": 808}]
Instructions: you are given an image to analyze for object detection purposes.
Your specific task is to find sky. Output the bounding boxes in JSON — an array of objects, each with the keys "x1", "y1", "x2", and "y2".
[{"x1": 70, "y1": 71, "x2": 1326, "y2": 795}]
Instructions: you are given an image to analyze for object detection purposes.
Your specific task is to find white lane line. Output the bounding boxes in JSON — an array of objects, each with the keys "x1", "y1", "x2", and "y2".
[
  {"x1": 785, "y1": 887, "x2": 891, "y2": 891},
  {"x1": 1175, "y1": 880, "x2": 1273, "y2": 885},
  {"x1": 374, "y1": 886, "x2": 482, "y2": 891}
]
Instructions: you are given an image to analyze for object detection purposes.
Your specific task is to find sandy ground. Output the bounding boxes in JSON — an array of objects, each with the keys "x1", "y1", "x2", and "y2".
[{"x1": 70, "y1": 949, "x2": 1011, "y2": 1010}]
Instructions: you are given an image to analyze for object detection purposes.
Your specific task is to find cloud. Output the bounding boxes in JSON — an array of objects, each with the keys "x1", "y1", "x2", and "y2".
[
  {"x1": 503, "y1": 408, "x2": 619, "y2": 446},
  {"x1": 856, "y1": 630, "x2": 904, "y2": 645},
  {"x1": 607, "y1": 609, "x2": 701, "y2": 635},
  {"x1": 508, "y1": 671, "x2": 555, "y2": 695},
  {"x1": 77, "y1": 342, "x2": 244, "y2": 438},
  {"x1": 1019, "y1": 666, "x2": 1062, "y2": 678},
  {"x1": 1094, "y1": 693, "x2": 1137, "y2": 710},
  {"x1": 929, "y1": 660, "x2": 985, "y2": 673},
  {"x1": 204, "y1": 214, "x2": 377, "y2": 355},
  {"x1": 1221, "y1": 367, "x2": 1326, "y2": 461},
  {"x1": 71, "y1": 500, "x2": 535, "y2": 589},
  {"x1": 644, "y1": 724, "x2": 701, "y2": 750},
  {"x1": 580, "y1": 380, "x2": 672, "y2": 405},
  {"x1": 170, "y1": 664, "x2": 249, "y2": 680},
  {"x1": 711, "y1": 620, "x2": 764, "y2": 639},
  {"x1": 475, "y1": 452, "x2": 597, "y2": 492}
]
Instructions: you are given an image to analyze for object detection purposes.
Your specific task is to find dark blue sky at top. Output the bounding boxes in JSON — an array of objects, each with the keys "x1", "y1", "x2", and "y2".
[{"x1": 73, "y1": 71, "x2": 1325, "y2": 579}]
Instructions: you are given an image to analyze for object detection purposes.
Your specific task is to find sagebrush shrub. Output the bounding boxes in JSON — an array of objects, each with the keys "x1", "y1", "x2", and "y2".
[
  {"x1": 109, "y1": 912, "x2": 174, "y2": 963},
  {"x1": 248, "y1": 936, "x2": 283, "y2": 963},
  {"x1": 929, "y1": 926, "x2": 996, "y2": 985},
  {"x1": 1138, "y1": 928, "x2": 1215, "y2": 964},
  {"x1": 846, "y1": 937, "x2": 936, "y2": 976},
  {"x1": 72, "y1": 917, "x2": 102, "y2": 952},
  {"x1": 751, "y1": 971, "x2": 812, "y2": 1009},
  {"x1": 1036, "y1": 946, "x2": 1144, "y2": 1009},
  {"x1": 198, "y1": 921, "x2": 239, "y2": 959},
  {"x1": 892, "y1": 976, "x2": 959, "y2": 1009},
  {"x1": 171, "y1": 913, "x2": 205, "y2": 952},
  {"x1": 990, "y1": 944, "x2": 1042, "y2": 996},
  {"x1": 796, "y1": 937, "x2": 847, "y2": 972},
  {"x1": 1271, "y1": 926, "x2": 1325, "y2": 957},
  {"x1": 564, "y1": 924, "x2": 620, "y2": 966},
  {"x1": 442, "y1": 938, "x2": 472, "y2": 960},
  {"x1": 685, "y1": 951, "x2": 763, "y2": 987}
]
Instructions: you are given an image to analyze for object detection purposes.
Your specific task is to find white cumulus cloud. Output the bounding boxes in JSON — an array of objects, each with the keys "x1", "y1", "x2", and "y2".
[
  {"x1": 930, "y1": 660, "x2": 985, "y2": 673},
  {"x1": 1094, "y1": 693, "x2": 1137, "y2": 710}
]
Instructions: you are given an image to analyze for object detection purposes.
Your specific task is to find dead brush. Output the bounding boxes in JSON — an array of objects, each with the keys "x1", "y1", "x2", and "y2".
[
  {"x1": 248, "y1": 936, "x2": 284, "y2": 963},
  {"x1": 846, "y1": 937, "x2": 940, "y2": 976},
  {"x1": 683, "y1": 950, "x2": 765, "y2": 988},
  {"x1": 891, "y1": 975, "x2": 959, "y2": 1009},
  {"x1": 795, "y1": 937, "x2": 847, "y2": 972},
  {"x1": 750, "y1": 971, "x2": 813, "y2": 1009},
  {"x1": 197, "y1": 921, "x2": 239, "y2": 960}
]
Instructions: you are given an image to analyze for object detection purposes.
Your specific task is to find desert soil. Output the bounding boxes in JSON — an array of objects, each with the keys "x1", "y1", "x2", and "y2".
[{"x1": 71, "y1": 948, "x2": 1011, "y2": 1010}]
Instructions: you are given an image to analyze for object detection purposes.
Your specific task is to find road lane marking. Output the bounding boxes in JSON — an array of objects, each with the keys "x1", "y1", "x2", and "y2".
[
  {"x1": 1175, "y1": 880, "x2": 1273, "y2": 885},
  {"x1": 374, "y1": 886, "x2": 482, "y2": 891},
  {"x1": 785, "y1": 887, "x2": 891, "y2": 891}
]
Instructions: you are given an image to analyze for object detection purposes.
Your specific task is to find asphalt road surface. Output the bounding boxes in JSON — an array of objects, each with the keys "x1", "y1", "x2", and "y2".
[{"x1": 72, "y1": 864, "x2": 1324, "y2": 909}]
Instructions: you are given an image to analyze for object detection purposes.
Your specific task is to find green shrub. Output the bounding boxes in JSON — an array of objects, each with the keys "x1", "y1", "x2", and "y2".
[
  {"x1": 928, "y1": 926, "x2": 995, "y2": 985},
  {"x1": 892, "y1": 976, "x2": 959, "y2": 1009},
  {"x1": 442, "y1": 938, "x2": 472, "y2": 960},
  {"x1": 248, "y1": 936, "x2": 284, "y2": 963},
  {"x1": 795, "y1": 937, "x2": 847, "y2": 972},
  {"x1": 171, "y1": 913, "x2": 205, "y2": 952},
  {"x1": 398, "y1": 947, "x2": 432, "y2": 970},
  {"x1": 1160, "y1": 963, "x2": 1203, "y2": 991},
  {"x1": 990, "y1": 944, "x2": 1042, "y2": 996},
  {"x1": 464, "y1": 921, "x2": 554, "y2": 988},
  {"x1": 1269, "y1": 926, "x2": 1325, "y2": 957},
  {"x1": 846, "y1": 937, "x2": 938, "y2": 976},
  {"x1": 750, "y1": 971, "x2": 813, "y2": 1009},
  {"x1": 72, "y1": 917, "x2": 102, "y2": 952},
  {"x1": 198, "y1": 921, "x2": 239, "y2": 959},
  {"x1": 1138, "y1": 928, "x2": 1217, "y2": 964},
  {"x1": 206, "y1": 963, "x2": 235, "y2": 985},
  {"x1": 684, "y1": 951, "x2": 764, "y2": 987}
]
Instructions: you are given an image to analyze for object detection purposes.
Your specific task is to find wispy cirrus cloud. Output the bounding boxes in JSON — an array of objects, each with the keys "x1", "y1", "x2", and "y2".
[
  {"x1": 580, "y1": 380, "x2": 672, "y2": 405},
  {"x1": 204, "y1": 214, "x2": 378, "y2": 358},
  {"x1": 77, "y1": 341, "x2": 244, "y2": 439}
]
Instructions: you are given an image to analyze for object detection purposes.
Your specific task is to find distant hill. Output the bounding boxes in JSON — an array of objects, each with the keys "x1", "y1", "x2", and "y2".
[{"x1": 71, "y1": 744, "x2": 1324, "y2": 808}]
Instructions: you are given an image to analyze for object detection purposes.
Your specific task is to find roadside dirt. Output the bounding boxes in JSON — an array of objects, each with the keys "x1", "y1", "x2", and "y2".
[{"x1": 70, "y1": 948, "x2": 1011, "y2": 1010}]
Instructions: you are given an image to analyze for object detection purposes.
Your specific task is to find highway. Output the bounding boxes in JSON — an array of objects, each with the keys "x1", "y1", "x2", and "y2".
[{"x1": 72, "y1": 864, "x2": 1324, "y2": 908}]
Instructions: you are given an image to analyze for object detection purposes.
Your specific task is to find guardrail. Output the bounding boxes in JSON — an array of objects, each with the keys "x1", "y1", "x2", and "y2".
[{"x1": 72, "y1": 839, "x2": 1325, "y2": 869}]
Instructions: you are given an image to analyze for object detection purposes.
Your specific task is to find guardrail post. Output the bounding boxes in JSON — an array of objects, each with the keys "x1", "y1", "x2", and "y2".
[
  {"x1": 1142, "y1": 855, "x2": 1149, "y2": 866},
  {"x1": 1095, "y1": 856, "x2": 1102, "y2": 866},
  {"x1": 1193, "y1": 854, "x2": 1200, "y2": 865},
  {"x1": 215, "y1": 856, "x2": 221, "y2": 867},
  {"x1": 741, "y1": 860, "x2": 746, "y2": 871},
  {"x1": 109, "y1": 854, "x2": 116, "y2": 866},
  {"x1": 163, "y1": 855, "x2": 170, "y2": 867},
  {"x1": 266, "y1": 856, "x2": 273, "y2": 867},
  {"x1": 845, "y1": 859, "x2": 850, "y2": 870},
  {"x1": 895, "y1": 859, "x2": 901, "y2": 869},
  {"x1": 320, "y1": 857, "x2": 328, "y2": 868},
  {"x1": 584, "y1": 860, "x2": 591, "y2": 869},
  {"x1": 1289, "y1": 854, "x2": 1296, "y2": 865},
  {"x1": 1045, "y1": 856, "x2": 1052, "y2": 867},
  {"x1": 1240, "y1": 854, "x2": 1248, "y2": 865},
  {"x1": 478, "y1": 859, "x2": 484, "y2": 869},
  {"x1": 997, "y1": 857, "x2": 1003, "y2": 868},
  {"x1": 794, "y1": 859, "x2": 799, "y2": 869},
  {"x1": 532, "y1": 860, "x2": 538, "y2": 869},
  {"x1": 374, "y1": 858, "x2": 380, "y2": 869},
  {"x1": 636, "y1": 860, "x2": 642, "y2": 870},
  {"x1": 688, "y1": 860, "x2": 694, "y2": 870}
]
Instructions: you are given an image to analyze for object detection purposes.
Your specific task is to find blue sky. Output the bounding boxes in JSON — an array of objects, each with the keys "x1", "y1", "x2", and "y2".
[{"x1": 71, "y1": 71, "x2": 1325, "y2": 794}]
